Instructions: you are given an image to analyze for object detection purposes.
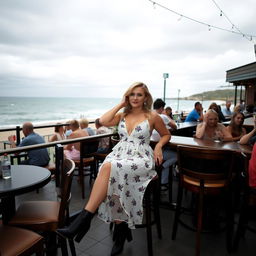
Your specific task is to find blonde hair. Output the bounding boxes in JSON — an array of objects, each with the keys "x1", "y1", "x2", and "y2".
[
  {"x1": 70, "y1": 119, "x2": 80, "y2": 130},
  {"x1": 123, "y1": 82, "x2": 153, "y2": 115},
  {"x1": 206, "y1": 109, "x2": 219, "y2": 121},
  {"x1": 234, "y1": 104, "x2": 242, "y2": 113},
  {"x1": 80, "y1": 118, "x2": 89, "y2": 129}
]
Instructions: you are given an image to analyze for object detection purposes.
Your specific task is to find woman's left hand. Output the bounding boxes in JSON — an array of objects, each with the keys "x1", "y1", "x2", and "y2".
[{"x1": 154, "y1": 147, "x2": 163, "y2": 165}]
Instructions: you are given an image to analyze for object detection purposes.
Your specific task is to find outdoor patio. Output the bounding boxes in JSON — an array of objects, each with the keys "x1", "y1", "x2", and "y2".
[{"x1": 15, "y1": 173, "x2": 256, "y2": 256}]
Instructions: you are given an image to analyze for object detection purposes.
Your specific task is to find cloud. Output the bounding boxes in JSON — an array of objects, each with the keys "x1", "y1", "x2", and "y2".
[{"x1": 0, "y1": 0, "x2": 255, "y2": 98}]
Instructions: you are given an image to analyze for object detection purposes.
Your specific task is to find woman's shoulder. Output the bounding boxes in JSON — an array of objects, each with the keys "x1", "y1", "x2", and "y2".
[
  {"x1": 217, "y1": 123, "x2": 226, "y2": 129},
  {"x1": 226, "y1": 125, "x2": 232, "y2": 131},
  {"x1": 147, "y1": 111, "x2": 160, "y2": 123},
  {"x1": 196, "y1": 122, "x2": 204, "y2": 128},
  {"x1": 148, "y1": 111, "x2": 158, "y2": 119},
  {"x1": 118, "y1": 112, "x2": 125, "y2": 121}
]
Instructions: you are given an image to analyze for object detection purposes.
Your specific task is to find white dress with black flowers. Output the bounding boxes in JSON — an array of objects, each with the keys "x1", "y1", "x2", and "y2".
[{"x1": 98, "y1": 118, "x2": 156, "y2": 229}]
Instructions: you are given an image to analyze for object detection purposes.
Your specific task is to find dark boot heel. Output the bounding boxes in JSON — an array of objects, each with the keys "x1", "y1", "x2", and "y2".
[
  {"x1": 126, "y1": 229, "x2": 133, "y2": 242},
  {"x1": 111, "y1": 222, "x2": 130, "y2": 256},
  {"x1": 112, "y1": 223, "x2": 117, "y2": 241},
  {"x1": 75, "y1": 229, "x2": 88, "y2": 243}
]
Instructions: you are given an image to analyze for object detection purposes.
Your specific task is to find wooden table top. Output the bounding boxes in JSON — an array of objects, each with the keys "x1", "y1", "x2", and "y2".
[
  {"x1": 243, "y1": 117, "x2": 255, "y2": 127},
  {"x1": 175, "y1": 121, "x2": 198, "y2": 130},
  {"x1": 168, "y1": 135, "x2": 252, "y2": 155},
  {"x1": 0, "y1": 165, "x2": 51, "y2": 197},
  {"x1": 223, "y1": 116, "x2": 255, "y2": 128}
]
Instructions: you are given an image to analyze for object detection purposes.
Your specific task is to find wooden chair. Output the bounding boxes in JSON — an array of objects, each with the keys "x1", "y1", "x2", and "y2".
[
  {"x1": 9, "y1": 158, "x2": 76, "y2": 256},
  {"x1": 110, "y1": 135, "x2": 120, "y2": 147},
  {"x1": 10, "y1": 152, "x2": 28, "y2": 165},
  {"x1": 92, "y1": 135, "x2": 113, "y2": 171},
  {"x1": 73, "y1": 139, "x2": 99, "y2": 198},
  {"x1": 0, "y1": 224, "x2": 44, "y2": 256},
  {"x1": 172, "y1": 145, "x2": 235, "y2": 256},
  {"x1": 233, "y1": 153, "x2": 256, "y2": 251}
]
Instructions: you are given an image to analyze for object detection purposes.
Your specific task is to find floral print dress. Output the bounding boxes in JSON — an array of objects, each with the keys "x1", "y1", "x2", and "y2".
[{"x1": 98, "y1": 118, "x2": 156, "y2": 229}]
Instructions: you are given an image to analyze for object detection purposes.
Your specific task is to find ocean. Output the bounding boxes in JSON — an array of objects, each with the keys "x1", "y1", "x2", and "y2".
[{"x1": 0, "y1": 97, "x2": 225, "y2": 128}]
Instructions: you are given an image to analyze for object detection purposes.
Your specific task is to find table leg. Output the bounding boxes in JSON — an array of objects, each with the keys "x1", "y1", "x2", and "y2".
[{"x1": 1, "y1": 196, "x2": 16, "y2": 224}]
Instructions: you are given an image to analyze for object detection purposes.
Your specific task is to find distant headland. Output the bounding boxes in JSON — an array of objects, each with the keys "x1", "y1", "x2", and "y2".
[{"x1": 167, "y1": 89, "x2": 241, "y2": 101}]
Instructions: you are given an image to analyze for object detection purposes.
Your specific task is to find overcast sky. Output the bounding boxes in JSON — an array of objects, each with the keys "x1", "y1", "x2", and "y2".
[{"x1": 0, "y1": 0, "x2": 255, "y2": 98}]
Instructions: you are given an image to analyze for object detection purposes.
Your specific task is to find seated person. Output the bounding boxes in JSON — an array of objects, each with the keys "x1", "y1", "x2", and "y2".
[
  {"x1": 195, "y1": 109, "x2": 232, "y2": 141},
  {"x1": 163, "y1": 106, "x2": 174, "y2": 119},
  {"x1": 222, "y1": 101, "x2": 233, "y2": 117},
  {"x1": 49, "y1": 123, "x2": 65, "y2": 142},
  {"x1": 226, "y1": 112, "x2": 246, "y2": 142},
  {"x1": 95, "y1": 118, "x2": 111, "y2": 153},
  {"x1": 152, "y1": 99, "x2": 177, "y2": 185},
  {"x1": 208, "y1": 102, "x2": 226, "y2": 122},
  {"x1": 246, "y1": 104, "x2": 255, "y2": 114},
  {"x1": 154, "y1": 99, "x2": 177, "y2": 130},
  {"x1": 80, "y1": 118, "x2": 95, "y2": 136},
  {"x1": 64, "y1": 121, "x2": 72, "y2": 138},
  {"x1": 239, "y1": 118, "x2": 256, "y2": 145},
  {"x1": 8, "y1": 122, "x2": 50, "y2": 167},
  {"x1": 64, "y1": 120, "x2": 88, "y2": 161},
  {"x1": 234, "y1": 100, "x2": 245, "y2": 113},
  {"x1": 185, "y1": 101, "x2": 203, "y2": 122}
]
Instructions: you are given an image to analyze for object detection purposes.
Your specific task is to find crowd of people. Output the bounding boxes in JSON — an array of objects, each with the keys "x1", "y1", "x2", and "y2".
[
  {"x1": 7, "y1": 117, "x2": 112, "y2": 166},
  {"x1": 5, "y1": 82, "x2": 256, "y2": 256}
]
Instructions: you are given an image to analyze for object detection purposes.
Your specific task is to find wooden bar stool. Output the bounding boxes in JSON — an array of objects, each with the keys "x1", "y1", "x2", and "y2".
[
  {"x1": 172, "y1": 145, "x2": 235, "y2": 256},
  {"x1": 0, "y1": 224, "x2": 44, "y2": 256}
]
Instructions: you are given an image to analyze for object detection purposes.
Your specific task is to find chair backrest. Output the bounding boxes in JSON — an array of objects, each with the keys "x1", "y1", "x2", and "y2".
[
  {"x1": 110, "y1": 135, "x2": 120, "y2": 147},
  {"x1": 58, "y1": 158, "x2": 75, "y2": 226},
  {"x1": 177, "y1": 145, "x2": 234, "y2": 184},
  {"x1": 80, "y1": 139, "x2": 100, "y2": 159},
  {"x1": 55, "y1": 144, "x2": 64, "y2": 187}
]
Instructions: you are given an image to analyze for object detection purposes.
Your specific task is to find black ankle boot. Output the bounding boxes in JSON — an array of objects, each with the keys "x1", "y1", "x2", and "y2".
[
  {"x1": 111, "y1": 222, "x2": 133, "y2": 256},
  {"x1": 57, "y1": 209, "x2": 94, "y2": 243}
]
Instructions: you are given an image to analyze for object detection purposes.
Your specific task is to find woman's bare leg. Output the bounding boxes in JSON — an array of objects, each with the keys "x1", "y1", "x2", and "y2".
[{"x1": 85, "y1": 162, "x2": 111, "y2": 213}]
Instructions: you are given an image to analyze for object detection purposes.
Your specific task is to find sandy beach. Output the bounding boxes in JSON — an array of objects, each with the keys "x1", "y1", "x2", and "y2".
[{"x1": 0, "y1": 122, "x2": 96, "y2": 150}]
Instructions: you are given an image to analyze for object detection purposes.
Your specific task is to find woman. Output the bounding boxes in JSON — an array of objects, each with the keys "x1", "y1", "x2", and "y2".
[
  {"x1": 49, "y1": 123, "x2": 65, "y2": 142},
  {"x1": 238, "y1": 119, "x2": 256, "y2": 145},
  {"x1": 196, "y1": 109, "x2": 232, "y2": 141},
  {"x1": 163, "y1": 106, "x2": 173, "y2": 119},
  {"x1": 226, "y1": 112, "x2": 246, "y2": 142},
  {"x1": 208, "y1": 102, "x2": 226, "y2": 122},
  {"x1": 57, "y1": 82, "x2": 170, "y2": 255}
]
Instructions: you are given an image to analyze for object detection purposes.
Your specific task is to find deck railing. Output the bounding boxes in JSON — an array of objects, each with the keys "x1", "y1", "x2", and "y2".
[
  {"x1": 0, "y1": 132, "x2": 116, "y2": 157},
  {"x1": 0, "y1": 121, "x2": 95, "y2": 146}
]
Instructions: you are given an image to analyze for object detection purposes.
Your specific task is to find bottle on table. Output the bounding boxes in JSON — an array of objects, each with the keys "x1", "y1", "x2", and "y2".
[
  {"x1": 177, "y1": 114, "x2": 182, "y2": 126},
  {"x1": 2, "y1": 153, "x2": 11, "y2": 179}
]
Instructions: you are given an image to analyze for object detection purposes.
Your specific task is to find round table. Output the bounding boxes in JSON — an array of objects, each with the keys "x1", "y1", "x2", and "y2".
[{"x1": 0, "y1": 165, "x2": 51, "y2": 223}]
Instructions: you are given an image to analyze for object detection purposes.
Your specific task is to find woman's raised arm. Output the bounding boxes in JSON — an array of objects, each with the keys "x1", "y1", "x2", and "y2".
[{"x1": 99, "y1": 97, "x2": 127, "y2": 127}]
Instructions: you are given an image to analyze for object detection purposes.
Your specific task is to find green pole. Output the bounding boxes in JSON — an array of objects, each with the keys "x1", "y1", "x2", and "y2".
[
  {"x1": 163, "y1": 78, "x2": 166, "y2": 102},
  {"x1": 163, "y1": 73, "x2": 169, "y2": 102}
]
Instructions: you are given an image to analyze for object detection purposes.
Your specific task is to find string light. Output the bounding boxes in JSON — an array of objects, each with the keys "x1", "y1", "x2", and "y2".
[
  {"x1": 148, "y1": 0, "x2": 256, "y2": 43},
  {"x1": 177, "y1": 15, "x2": 182, "y2": 21},
  {"x1": 210, "y1": 0, "x2": 252, "y2": 42}
]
